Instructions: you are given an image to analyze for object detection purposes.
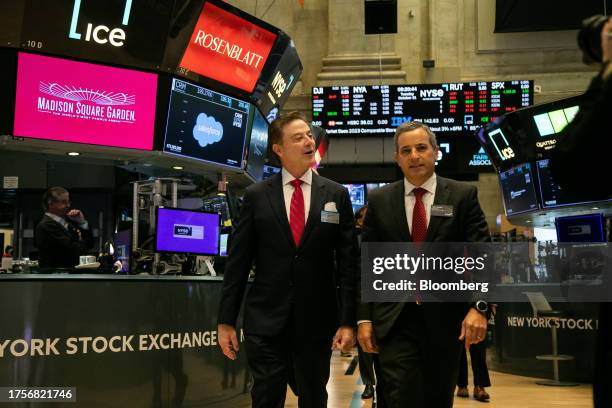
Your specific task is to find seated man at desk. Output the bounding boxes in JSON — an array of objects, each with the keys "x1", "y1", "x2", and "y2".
[{"x1": 35, "y1": 187, "x2": 93, "y2": 269}]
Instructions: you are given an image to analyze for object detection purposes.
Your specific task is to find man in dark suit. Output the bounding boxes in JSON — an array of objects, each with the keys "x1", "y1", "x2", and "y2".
[
  {"x1": 357, "y1": 121, "x2": 490, "y2": 408},
  {"x1": 218, "y1": 111, "x2": 358, "y2": 408},
  {"x1": 35, "y1": 186, "x2": 93, "y2": 269}
]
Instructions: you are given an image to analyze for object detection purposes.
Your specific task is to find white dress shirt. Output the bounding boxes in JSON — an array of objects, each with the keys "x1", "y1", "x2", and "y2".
[
  {"x1": 44, "y1": 212, "x2": 89, "y2": 230},
  {"x1": 45, "y1": 212, "x2": 68, "y2": 229},
  {"x1": 281, "y1": 167, "x2": 312, "y2": 224},
  {"x1": 403, "y1": 174, "x2": 437, "y2": 236}
]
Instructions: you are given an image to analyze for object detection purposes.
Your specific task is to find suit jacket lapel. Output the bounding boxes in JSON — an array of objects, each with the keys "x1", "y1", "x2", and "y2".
[
  {"x1": 391, "y1": 181, "x2": 411, "y2": 241},
  {"x1": 426, "y1": 177, "x2": 450, "y2": 241},
  {"x1": 300, "y1": 174, "x2": 325, "y2": 247},
  {"x1": 266, "y1": 174, "x2": 295, "y2": 248}
]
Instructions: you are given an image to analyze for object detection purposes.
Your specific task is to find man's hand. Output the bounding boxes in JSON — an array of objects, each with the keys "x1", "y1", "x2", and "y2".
[
  {"x1": 357, "y1": 322, "x2": 379, "y2": 353},
  {"x1": 459, "y1": 308, "x2": 487, "y2": 349},
  {"x1": 332, "y1": 326, "x2": 355, "y2": 352},
  {"x1": 218, "y1": 323, "x2": 239, "y2": 360},
  {"x1": 66, "y1": 209, "x2": 86, "y2": 224}
]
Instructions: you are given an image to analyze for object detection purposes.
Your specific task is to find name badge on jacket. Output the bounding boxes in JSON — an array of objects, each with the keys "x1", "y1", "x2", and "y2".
[
  {"x1": 321, "y1": 201, "x2": 340, "y2": 224},
  {"x1": 431, "y1": 204, "x2": 453, "y2": 217}
]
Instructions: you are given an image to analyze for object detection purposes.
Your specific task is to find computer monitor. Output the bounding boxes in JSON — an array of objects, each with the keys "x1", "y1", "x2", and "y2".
[
  {"x1": 263, "y1": 165, "x2": 281, "y2": 179},
  {"x1": 343, "y1": 184, "x2": 366, "y2": 214},
  {"x1": 498, "y1": 163, "x2": 539, "y2": 215},
  {"x1": 155, "y1": 207, "x2": 220, "y2": 255},
  {"x1": 555, "y1": 214, "x2": 606, "y2": 243},
  {"x1": 113, "y1": 229, "x2": 131, "y2": 273},
  {"x1": 535, "y1": 159, "x2": 610, "y2": 208},
  {"x1": 219, "y1": 233, "x2": 229, "y2": 257},
  {"x1": 245, "y1": 108, "x2": 269, "y2": 182},
  {"x1": 163, "y1": 77, "x2": 251, "y2": 170},
  {"x1": 14, "y1": 52, "x2": 157, "y2": 150}
]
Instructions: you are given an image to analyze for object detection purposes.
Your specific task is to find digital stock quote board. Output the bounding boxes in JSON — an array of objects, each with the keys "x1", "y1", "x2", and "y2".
[{"x1": 311, "y1": 81, "x2": 533, "y2": 136}]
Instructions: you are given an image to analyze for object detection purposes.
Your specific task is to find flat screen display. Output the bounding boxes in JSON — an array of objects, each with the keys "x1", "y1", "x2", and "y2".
[
  {"x1": 263, "y1": 164, "x2": 281, "y2": 179},
  {"x1": 499, "y1": 163, "x2": 539, "y2": 215},
  {"x1": 476, "y1": 95, "x2": 584, "y2": 171},
  {"x1": 535, "y1": 159, "x2": 609, "y2": 208},
  {"x1": 556, "y1": 214, "x2": 606, "y2": 243},
  {"x1": 13, "y1": 52, "x2": 157, "y2": 150},
  {"x1": 343, "y1": 184, "x2": 366, "y2": 214},
  {"x1": 245, "y1": 108, "x2": 269, "y2": 182},
  {"x1": 113, "y1": 229, "x2": 131, "y2": 273},
  {"x1": 163, "y1": 78, "x2": 250, "y2": 169},
  {"x1": 312, "y1": 80, "x2": 532, "y2": 135},
  {"x1": 155, "y1": 207, "x2": 220, "y2": 255},
  {"x1": 253, "y1": 34, "x2": 302, "y2": 117},
  {"x1": 178, "y1": 1, "x2": 277, "y2": 93},
  {"x1": 20, "y1": 0, "x2": 171, "y2": 70},
  {"x1": 219, "y1": 233, "x2": 229, "y2": 257}
]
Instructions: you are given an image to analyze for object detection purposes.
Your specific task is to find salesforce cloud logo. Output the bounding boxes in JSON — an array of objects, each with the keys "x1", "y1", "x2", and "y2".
[
  {"x1": 193, "y1": 113, "x2": 223, "y2": 147},
  {"x1": 39, "y1": 82, "x2": 135, "y2": 106}
]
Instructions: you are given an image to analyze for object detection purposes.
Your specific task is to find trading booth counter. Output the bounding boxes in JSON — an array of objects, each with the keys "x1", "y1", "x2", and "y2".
[
  {"x1": 0, "y1": 273, "x2": 250, "y2": 408},
  {"x1": 488, "y1": 283, "x2": 599, "y2": 383}
]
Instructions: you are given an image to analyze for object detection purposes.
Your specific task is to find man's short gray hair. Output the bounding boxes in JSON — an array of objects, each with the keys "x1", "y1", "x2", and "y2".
[{"x1": 394, "y1": 121, "x2": 438, "y2": 151}]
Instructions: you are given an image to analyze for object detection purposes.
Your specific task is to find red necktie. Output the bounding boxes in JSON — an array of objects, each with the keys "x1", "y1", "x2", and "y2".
[
  {"x1": 289, "y1": 179, "x2": 305, "y2": 246},
  {"x1": 411, "y1": 188, "x2": 428, "y2": 242}
]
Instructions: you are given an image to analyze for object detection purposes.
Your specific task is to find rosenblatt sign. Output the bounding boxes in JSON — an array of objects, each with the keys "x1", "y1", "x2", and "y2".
[{"x1": 179, "y1": 2, "x2": 277, "y2": 93}]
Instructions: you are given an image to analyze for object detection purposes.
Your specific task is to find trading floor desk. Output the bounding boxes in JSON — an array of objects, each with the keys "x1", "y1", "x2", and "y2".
[
  {"x1": 0, "y1": 274, "x2": 250, "y2": 408},
  {"x1": 489, "y1": 284, "x2": 600, "y2": 383}
]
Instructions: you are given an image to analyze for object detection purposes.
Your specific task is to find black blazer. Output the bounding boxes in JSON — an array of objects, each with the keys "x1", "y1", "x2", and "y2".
[
  {"x1": 218, "y1": 173, "x2": 358, "y2": 339},
  {"x1": 358, "y1": 176, "x2": 490, "y2": 341},
  {"x1": 35, "y1": 215, "x2": 94, "y2": 269}
]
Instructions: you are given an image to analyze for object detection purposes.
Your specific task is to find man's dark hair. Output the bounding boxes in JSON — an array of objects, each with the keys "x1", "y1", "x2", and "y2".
[
  {"x1": 42, "y1": 186, "x2": 68, "y2": 211},
  {"x1": 268, "y1": 111, "x2": 308, "y2": 160}
]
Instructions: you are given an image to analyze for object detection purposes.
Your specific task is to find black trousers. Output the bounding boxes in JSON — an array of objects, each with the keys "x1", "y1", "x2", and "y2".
[
  {"x1": 358, "y1": 344, "x2": 375, "y2": 386},
  {"x1": 244, "y1": 327, "x2": 332, "y2": 408},
  {"x1": 457, "y1": 341, "x2": 491, "y2": 387},
  {"x1": 377, "y1": 304, "x2": 462, "y2": 408}
]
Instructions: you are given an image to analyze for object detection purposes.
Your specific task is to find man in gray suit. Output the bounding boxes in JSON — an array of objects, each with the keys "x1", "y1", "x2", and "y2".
[{"x1": 357, "y1": 121, "x2": 490, "y2": 408}]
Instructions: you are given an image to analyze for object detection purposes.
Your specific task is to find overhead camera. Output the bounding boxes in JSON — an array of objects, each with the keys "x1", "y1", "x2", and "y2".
[{"x1": 577, "y1": 14, "x2": 610, "y2": 64}]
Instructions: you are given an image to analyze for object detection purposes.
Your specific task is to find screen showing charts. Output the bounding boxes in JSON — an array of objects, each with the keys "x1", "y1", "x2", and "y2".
[
  {"x1": 13, "y1": 52, "x2": 157, "y2": 150},
  {"x1": 164, "y1": 78, "x2": 250, "y2": 169},
  {"x1": 155, "y1": 207, "x2": 220, "y2": 255},
  {"x1": 311, "y1": 80, "x2": 532, "y2": 135},
  {"x1": 499, "y1": 163, "x2": 539, "y2": 215},
  {"x1": 245, "y1": 108, "x2": 269, "y2": 182},
  {"x1": 343, "y1": 184, "x2": 366, "y2": 213},
  {"x1": 178, "y1": 1, "x2": 277, "y2": 93}
]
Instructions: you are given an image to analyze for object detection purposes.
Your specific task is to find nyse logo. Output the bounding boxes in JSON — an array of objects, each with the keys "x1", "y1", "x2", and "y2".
[
  {"x1": 68, "y1": 0, "x2": 133, "y2": 47},
  {"x1": 173, "y1": 224, "x2": 204, "y2": 240}
]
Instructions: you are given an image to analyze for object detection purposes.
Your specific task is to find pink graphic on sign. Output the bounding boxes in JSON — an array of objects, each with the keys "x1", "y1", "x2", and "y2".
[{"x1": 14, "y1": 52, "x2": 157, "y2": 150}]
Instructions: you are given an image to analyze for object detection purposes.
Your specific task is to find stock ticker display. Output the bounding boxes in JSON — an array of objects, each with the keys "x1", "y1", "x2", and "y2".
[{"x1": 311, "y1": 81, "x2": 533, "y2": 135}]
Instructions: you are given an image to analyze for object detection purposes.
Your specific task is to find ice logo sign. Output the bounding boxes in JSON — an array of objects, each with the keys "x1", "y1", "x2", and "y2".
[
  {"x1": 193, "y1": 113, "x2": 223, "y2": 147},
  {"x1": 68, "y1": 0, "x2": 133, "y2": 47},
  {"x1": 173, "y1": 224, "x2": 204, "y2": 240}
]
